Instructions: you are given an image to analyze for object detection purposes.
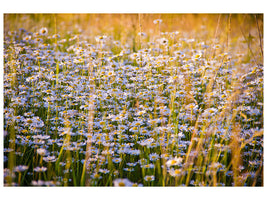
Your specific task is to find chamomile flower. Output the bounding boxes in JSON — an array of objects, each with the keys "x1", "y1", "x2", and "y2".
[
  {"x1": 144, "y1": 175, "x2": 155, "y2": 182},
  {"x1": 34, "y1": 166, "x2": 47, "y2": 172},
  {"x1": 159, "y1": 38, "x2": 168, "y2": 46},
  {"x1": 91, "y1": 173, "x2": 102, "y2": 180},
  {"x1": 166, "y1": 157, "x2": 183, "y2": 167},
  {"x1": 43, "y1": 155, "x2": 57, "y2": 162},
  {"x1": 39, "y1": 27, "x2": 48, "y2": 36},
  {"x1": 112, "y1": 157, "x2": 122, "y2": 164},
  {"x1": 99, "y1": 169, "x2": 110, "y2": 174},
  {"x1": 95, "y1": 35, "x2": 107, "y2": 43},
  {"x1": 113, "y1": 178, "x2": 133, "y2": 187},
  {"x1": 37, "y1": 148, "x2": 48, "y2": 156},
  {"x1": 153, "y1": 19, "x2": 163, "y2": 24},
  {"x1": 149, "y1": 153, "x2": 159, "y2": 161},
  {"x1": 14, "y1": 165, "x2": 29, "y2": 172},
  {"x1": 168, "y1": 168, "x2": 182, "y2": 177}
]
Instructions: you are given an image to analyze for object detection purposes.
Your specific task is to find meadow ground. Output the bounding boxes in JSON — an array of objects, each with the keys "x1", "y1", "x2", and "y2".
[{"x1": 3, "y1": 14, "x2": 263, "y2": 186}]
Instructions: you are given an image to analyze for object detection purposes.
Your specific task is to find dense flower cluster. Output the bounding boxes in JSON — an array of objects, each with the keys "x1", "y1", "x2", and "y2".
[{"x1": 4, "y1": 21, "x2": 263, "y2": 186}]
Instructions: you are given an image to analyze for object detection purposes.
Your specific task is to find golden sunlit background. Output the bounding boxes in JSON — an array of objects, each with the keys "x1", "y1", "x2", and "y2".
[{"x1": 4, "y1": 14, "x2": 263, "y2": 65}]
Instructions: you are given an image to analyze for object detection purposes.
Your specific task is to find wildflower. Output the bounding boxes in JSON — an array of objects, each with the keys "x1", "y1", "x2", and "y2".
[
  {"x1": 159, "y1": 38, "x2": 168, "y2": 46},
  {"x1": 107, "y1": 70, "x2": 115, "y2": 77},
  {"x1": 39, "y1": 27, "x2": 48, "y2": 36},
  {"x1": 34, "y1": 166, "x2": 47, "y2": 172},
  {"x1": 123, "y1": 168, "x2": 135, "y2": 172},
  {"x1": 112, "y1": 157, "x2": 122, "y2": 164},
  {"x1": 113, "y1": 40, "x2": 121, "y2": 46},
  {"x1": 178, "y1": 132, "x2": 185, "y2": 138},
  {"x1": 213, "y1": 44, "x2": 221, "y2": 49},
  {"x1": 95, "y1": 35, "x2": 107, "y2": 43},
  {"x1": 113, "y1": 178, "x2": 133, "y2": 187},
  {"x1": 128, "y1": 149, "x2": 141, "y2": 155},
  {"x1": 138, "y1": 158, "x2": 148, "y2": 166},
  {"x1": 144, "y1": 175, "x2": 155, "y2": 182},
  {"x1": 113, "y1": 170, "x2": 119, "y2": 176},
  {"x1": 129, "y1": 126, "x2": 139, "y2": 133},
  {"x1": 202, "y1": 108, "x2": 218, "y2": 118},
  {"x1": 138, "y1": 32, "x2": 147, "y2": 38},
  {"x1": 126, "y1": 162, "x2": 137, "y2": 167},
  {"x1": 142, "y1": 163, "x2": 155, "y2": 169},
  {"x1": 166, "y1": 157, "x2": 183, "y2": 167},
  {"x1": 138, "y1": 138, "x2": 154, "y2": 146},
  {"x1": 14, "y1": 165, "x2": 29, "y2": 172},
  {"x1": 32, "y1": 180, "x2": 45, "y2": 186},
  {"x1": 168, "y1": 168, "x2": 182, "y2": 177},
  {"x1": 149, "y1": 153, "x2": 159, "y2": 161},
  {"x1": 37, "y1": 148, "x2": 48, "y2": 156},
  {"x1": 91, "y1": 173, "x2": 102, "y2": 180},
  {"x1": 99, "y1": 169, "x2": 110, "y2": 174},
  {"x1": 43, "y1": 155, "x2": 57, "y2": 162},
  {"x1": 23, "y1": 35, "x2": 31, "y2": 41},
  {"x1": 178, "y1": 124, "x2": 188, "y2": 132},
  {"x1": 193, "y1": 52, "x2": 202, "y2": 60},
  {"x1": 153, "y1": 19, "x2": 163, "y2": 24}
]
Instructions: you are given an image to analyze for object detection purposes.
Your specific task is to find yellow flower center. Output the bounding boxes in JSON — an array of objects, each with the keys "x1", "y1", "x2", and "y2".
[
  {"x1": 118, "y1": 182, "x2": 125, "y2": 186},
  {"x1": 171, "y1": 160, "x2": 176, "y2": 165}
]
